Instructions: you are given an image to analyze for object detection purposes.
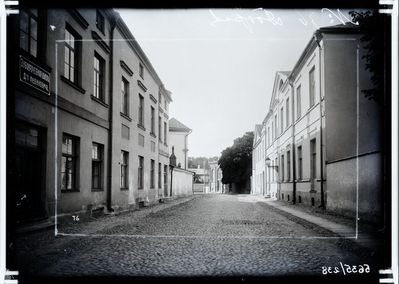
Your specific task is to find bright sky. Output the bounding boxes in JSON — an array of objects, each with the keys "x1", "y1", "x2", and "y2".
[{"x1": 117, "y1": 8, "x2": 357, "y2": 158}]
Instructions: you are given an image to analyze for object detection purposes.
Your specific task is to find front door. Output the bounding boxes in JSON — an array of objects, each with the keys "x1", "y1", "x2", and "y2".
[
  {"x1": 15, "y1": 122, "x2": 45, "y2": 223},
  {"x1": 164, "y1": 165, "x2": 168, "y2": 197}
]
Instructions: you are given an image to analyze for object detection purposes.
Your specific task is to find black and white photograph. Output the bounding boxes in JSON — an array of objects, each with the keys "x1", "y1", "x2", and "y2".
[{"x1": 0, "y1": 0, "x2": 397, "y2": 283}]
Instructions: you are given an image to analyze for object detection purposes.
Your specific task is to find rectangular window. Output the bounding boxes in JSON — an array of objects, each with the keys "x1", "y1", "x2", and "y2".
[
  {"x1": 267, "y1": 127, "x2": 270, "y2": 146},
  {"x1": 138, "y1": 94, "x2": 144, "y2": 126},
  {"x1": 151, "y1": 106, "x2": 155, "y2": 134},
  {"x1": 297, "y1": 146, "x2": 303, "y2": 180},
  {"x1": 309, "y1": 67, "x2": 315, "y2": 107},
  {"x1": 158, "y1": 162, "x2": 162, "y2": 188},
  {"x1": 296, "y1": 85, "x2": 301, "y2": 120},
  {"x1": 274, "y1": 114, "x2": 277, "y2": 140},
  {"x1": 121, "y1": 78, "x2": 129, "y2": 116},
  {"x1": 138, "y1": 156, "x2": 144, "y2": 189},
  {"x1": 120, "y1": 151, "x2": 128, "y2": 189},
  {"x1": 281, "y1": 155, "x2": 284, "y2": 182},
  {"x1": 19, "y1": 9, "x2": 38, "y2": 57},
  {"x1": 164, "y1": 122, "x2": 167, "y2": 145},
  {"x1": 93, "y1": 53, "x2": 105, "y2": 101},
  {"x1": 138, "y1": 134, "x2": 144, "y2": 147},
  {"x1": 121, "y1": 124, "x2": 130, "y2": 140},
  {"x1": 150, "y1": 159, "x2": 155, "y2": 189},
  {"x1": 96, "y1": 9, "x2": 105, "y2": 33},
  {"x1": 287, "y1": 151, "x2": 291, "y2": 181},
  {"x1": 64, "y1": 27, "x2": 79, "y2": 83},
  {"x1": 286, "y1": 98, "x2": 289, "y2": 128},
  {"x1": 61, "y1": 134, "x2": 78, "y2": 191},
  {"x1": 280, "y1": 107, "x2": 284, "y2": 134},
  {"x1": 310, "y1": 139, "x2": 317, "y2": 179},
  {"x1": 275, "y1": 158, "x2": 278, "y2": 182},
  {"x1": 158, "y1": 116, "x2": 162, "y2": 142},
  {"x1": 92, "y1": 143, "x2": 103, "y2": 190},
  {"x1": 139, "y1": 63, "x2": 144, "y2": 79}
]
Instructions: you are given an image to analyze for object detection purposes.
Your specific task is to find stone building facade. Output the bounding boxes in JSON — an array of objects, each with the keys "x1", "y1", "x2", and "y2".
[
  {"x1": 8, "y1": 8, "x2": 175, "y2": 223},
  {"x1": 252, "y1": 24, "x2": 382, "y2": 223}
]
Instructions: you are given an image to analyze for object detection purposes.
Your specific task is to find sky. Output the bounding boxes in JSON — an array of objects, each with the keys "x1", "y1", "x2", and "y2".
[{"x1": 117, "y1": 8, "x2": 357, "y2": 158}]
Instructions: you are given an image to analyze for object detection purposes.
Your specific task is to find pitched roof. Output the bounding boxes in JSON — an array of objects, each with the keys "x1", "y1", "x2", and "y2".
[
  {"x1": 255, "y1": 124, "x2": 263, "y2": 136},
  {"x1": 277, "y1": 71, "x2": 291, "y2": 77},
  {"x1": 169, "y1": 118, "x2": 192, "y2": 132}
]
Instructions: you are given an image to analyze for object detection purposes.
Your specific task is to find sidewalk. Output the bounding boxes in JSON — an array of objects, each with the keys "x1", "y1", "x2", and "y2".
[
  {"x1": 16, "y1": 194, "x2": 197, "y2": 235},
  {"x1": 250, "y1": 195, "x2": 382, "y2": 251}
]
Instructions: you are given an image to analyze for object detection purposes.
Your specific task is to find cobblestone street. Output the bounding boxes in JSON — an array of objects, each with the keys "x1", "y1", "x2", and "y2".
[{"x1": 13, "y1": 194, "x2": 382, "y2": 281}]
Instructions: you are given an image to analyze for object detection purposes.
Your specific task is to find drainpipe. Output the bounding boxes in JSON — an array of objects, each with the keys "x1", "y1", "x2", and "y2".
[
  {"x1": 289, "y1": 79, "x2": 297, "y2": 204},
  {"x1": 106, "y1": 14, "x2": 117, "y2": 212},
  {"x1": 184, "y1": 129, "x2": 192, "y2": 169},
  {"x1": 315, "y1": 33, "x2": 325, "y2": 209}
]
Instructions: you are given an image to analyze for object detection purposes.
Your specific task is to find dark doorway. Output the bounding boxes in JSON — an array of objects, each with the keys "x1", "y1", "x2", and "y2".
[
  {"x1": 15, "y1": 122, "x2": 46, "y2": 223},
  {"x1": 310, "y1": 139, "x2": 316, "y2": 191},
  {"x1": 164, "y1": 165, "x2": 168, "y2": 197}
]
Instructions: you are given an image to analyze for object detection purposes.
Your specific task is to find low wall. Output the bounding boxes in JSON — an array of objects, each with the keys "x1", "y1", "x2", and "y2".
[
  {"x1": 171, "y1": 167, "x2": 195, "y2": 197},
  {"x1": 326, "y1": 152, "x2": 382, "y2": 223}
]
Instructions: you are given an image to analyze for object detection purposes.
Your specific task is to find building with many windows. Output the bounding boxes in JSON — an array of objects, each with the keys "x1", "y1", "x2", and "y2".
[
  {"x1": 252, "y1": 24, "x2": 383, "y2": 223},
  {"x1": 8, "y1": 8, "x2": 176, "y2": 223}
]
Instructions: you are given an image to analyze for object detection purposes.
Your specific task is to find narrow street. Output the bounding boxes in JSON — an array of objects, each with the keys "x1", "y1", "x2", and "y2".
[{"x1": 14, "y1": 194, "x2": 379, "y2": 280}]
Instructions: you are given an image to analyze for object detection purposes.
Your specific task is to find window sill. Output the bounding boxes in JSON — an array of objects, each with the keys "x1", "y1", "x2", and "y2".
[
  {"x1": 120, "y1": 187, "x2": 129, "y2": 191},
  {"x1": 137, "y1": 124, "x2": 146, "y2": 131},
  {"x1": 150, "y1": 132, "x2": 156, "y2": 138},
  {"x1": 61, "y1": 189, "x2": 80, "y2": 193},
  {"x1": 91, "y1": 188, "x2": 104, "y2": 192},
  {"x1": 91, "y1": 95, "x2": 108, "y2": 108},
  {"x1": 120, "y1": 113, "x2": 132, "y2": 121},
  {"x1": 60, "y1": 75, "x2": 86, "y2": 94}
]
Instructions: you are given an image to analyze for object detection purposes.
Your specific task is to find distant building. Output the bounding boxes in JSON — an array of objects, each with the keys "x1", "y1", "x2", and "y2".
[
  {"x1": 168, "y1": 118, "x2": 192, "y2": 170},
  {"x1": 209, "y1": 157, "x2": 223, "y2": 193},
  {"x1": 251, "y1": 124, "x2": 267, "y2": 196},
  {"x1": 189, "y1": 166, "x2": 210, "y2": 193}
]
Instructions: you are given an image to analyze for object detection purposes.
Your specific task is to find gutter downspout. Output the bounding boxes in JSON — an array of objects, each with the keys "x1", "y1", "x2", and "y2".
[
  {"x1": 289, "y1": 79, "x2": 297, "y2": 204},
  {"x1": 315, "y1": 33, "x2": 325, "y2": 209},
  {"x1": 107, "y1": 15, "x2": 117, "y2": 212},
  {"x1": 184, "y1": 129, "x2": 192, "y2": 169}
]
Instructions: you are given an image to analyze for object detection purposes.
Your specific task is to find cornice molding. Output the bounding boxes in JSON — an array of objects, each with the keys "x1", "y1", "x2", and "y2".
[
  {"x1": 67, "y1": 9, "x2": 89, "y2": 30},
  {"x1": 137, "y1": 80, "x2": 147, "y2": 92},
  {"x1": 150, "y1": 94, "x2": 157, "y2": 104},
  {"x1": 91, "y1": 31, "x2": 110, "y2": 54},
  {"x1": 120, "y1": 60, "x2": 133, "y2": 76}
]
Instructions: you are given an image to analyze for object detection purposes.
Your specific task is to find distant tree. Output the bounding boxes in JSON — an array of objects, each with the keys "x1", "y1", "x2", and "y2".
[
  {"x1": 218, "y1": 131, "x2": 254, "y2": 187},
  {"x1": 349, "y1": 10, "x2": 390, "y2": 103},
  {"x1": 188, "y1": 157, "x2": 209, "y2": 169}
]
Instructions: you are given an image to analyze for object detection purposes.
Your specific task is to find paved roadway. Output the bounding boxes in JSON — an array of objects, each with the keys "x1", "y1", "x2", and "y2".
[{"x1": 13, "y1": 194, "x2": 380, "y2": 281}]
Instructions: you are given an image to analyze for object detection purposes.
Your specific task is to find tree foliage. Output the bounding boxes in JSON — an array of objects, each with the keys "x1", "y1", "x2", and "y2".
[
  {"x1": 188, "y1": 157, "x2": 213, "y2": 169},
  {"x1": 218, "y1": 131, "x2": 254, "y2": 185},
  {"x1": 349, "y1": 10, "x2": 390, "y2": 103}
]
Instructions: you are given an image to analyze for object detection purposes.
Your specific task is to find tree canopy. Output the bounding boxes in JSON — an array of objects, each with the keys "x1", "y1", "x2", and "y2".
[
  {"x1": 218, "y1": 131, "x2": 254, "y2": 185},
  {"x1": 349, "y1": 10, "x2": 390, "y2": 103}
]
